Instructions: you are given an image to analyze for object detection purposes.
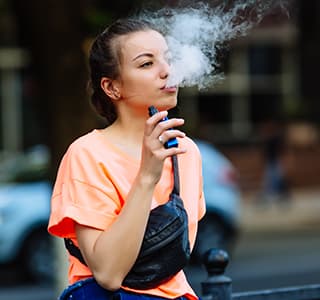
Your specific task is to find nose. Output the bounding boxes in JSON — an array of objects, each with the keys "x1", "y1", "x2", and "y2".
[{"x1": 159, "y1": 60, "x2": 170, "y2": 79}]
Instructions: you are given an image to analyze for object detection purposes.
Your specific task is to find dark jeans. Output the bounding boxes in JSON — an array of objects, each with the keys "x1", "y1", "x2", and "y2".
[{"x1": 59, "y1": 277, "x2": 190, "y2": 300}]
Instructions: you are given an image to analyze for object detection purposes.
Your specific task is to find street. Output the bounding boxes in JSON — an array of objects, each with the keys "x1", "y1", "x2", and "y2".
[
  {"x1": 229, "y1": 231, "x2": 320, "y2": 292},
  {"x1": 185, "y1": 228, "x2": 320, "y2": 295}
]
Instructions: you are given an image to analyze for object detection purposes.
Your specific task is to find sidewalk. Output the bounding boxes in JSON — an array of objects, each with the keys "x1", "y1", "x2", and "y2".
[{"x1": 239, "y1": 188, "x2": 320, "y2": 233}]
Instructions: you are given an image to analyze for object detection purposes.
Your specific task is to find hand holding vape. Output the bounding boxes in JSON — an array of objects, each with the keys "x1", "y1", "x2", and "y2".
[{"x1": 148, "y1": 106, "x2": 179, "y2": 149}]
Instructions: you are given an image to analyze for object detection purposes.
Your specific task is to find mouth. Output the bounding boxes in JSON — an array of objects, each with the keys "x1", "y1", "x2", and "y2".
[{"x1": 161, "y1": 85, "x2": 177, "y2": 93}]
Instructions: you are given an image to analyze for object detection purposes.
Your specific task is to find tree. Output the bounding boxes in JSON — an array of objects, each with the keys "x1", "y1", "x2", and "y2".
[{"x1": 11, "y1": 0, "x2": 99, "y2": 179}]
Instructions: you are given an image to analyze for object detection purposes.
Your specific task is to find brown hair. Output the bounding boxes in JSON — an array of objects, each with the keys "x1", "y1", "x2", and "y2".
[{"x1": 88, "y1": 18, "x2": 155, "y2": 124}]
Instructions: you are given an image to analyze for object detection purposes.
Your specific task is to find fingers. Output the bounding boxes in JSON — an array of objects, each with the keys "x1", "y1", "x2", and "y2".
[
  {"x1": 140, "y1": 111, "x2": 187, "y2": 184},
  {"x1": 158, "y1": 129, "x2": 186, "y2": 147},
  {"x1": 147, "y1": 113, "x2": 185, "y2": 136},
  {"x1": 145, "y1": 111, "x2": 168, "y2": 136},
  {"x1": 145, "y1": 110, "x2": 184, "y2": 134},
  {"x1": 157, "y1": 118, "x2": 185, "y2": 133},
  {"x1": 144, "y1": 110, "x2": 187, "y2": 157},
  {"x1": 154, "y1": 128, "x2": 187, "y2": 159}
]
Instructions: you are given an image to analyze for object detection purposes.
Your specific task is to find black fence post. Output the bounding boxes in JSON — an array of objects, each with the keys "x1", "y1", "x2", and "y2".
[{"x1": 201, "y1": 248, "x2": 232, "y2": 300}]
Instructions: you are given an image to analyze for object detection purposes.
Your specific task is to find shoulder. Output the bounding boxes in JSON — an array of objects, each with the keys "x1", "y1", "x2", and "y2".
[
  {"x1": 177, "y1": 136, "x2": 202, "y2": 168},
  {"x1": 56, "y1": 130, "x2": 106, "y2": 172},
  {"x1": 64, "y1": 129, "x2": 109, "y2": 160},
  {"x1": 179, "y1": 136, "x2": 201, "y2": 157},
  {"x1": 54, "y1": 130, "x2": 113, "y2": 186},
  {"x1": 67, "y1": 129, "x2": 99, "y2": 153}
]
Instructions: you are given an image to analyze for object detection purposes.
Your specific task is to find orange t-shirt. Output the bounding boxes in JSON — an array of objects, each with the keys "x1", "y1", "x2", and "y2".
[{"x1": 48, "y1": 129, "x2": 205, "y2": 300}]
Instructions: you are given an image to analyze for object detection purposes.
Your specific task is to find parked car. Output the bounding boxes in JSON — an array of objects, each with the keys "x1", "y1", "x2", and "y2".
[
  {"x1": 192, "y1": 139, "x2": 241, "y2": 262},
  {"x1": 0, "y1": 180, "x2": 54, "y2": 283},
  {"x1": 0, "y1": 145, "x2": 54, "y2": 284}
]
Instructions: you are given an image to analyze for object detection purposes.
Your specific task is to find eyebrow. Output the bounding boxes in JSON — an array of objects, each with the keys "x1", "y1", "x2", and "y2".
[
  {"x1": 132, "y1": 49, "x2": 169, "y2": 62},
  {"x1": 132, "y1": 53, "x2": 154, "y2": 62}
]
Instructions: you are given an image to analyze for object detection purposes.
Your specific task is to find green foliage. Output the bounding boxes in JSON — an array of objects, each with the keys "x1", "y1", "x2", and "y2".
[{"x1": 84, "y1": 8, "x2": 116, "y2": 35}]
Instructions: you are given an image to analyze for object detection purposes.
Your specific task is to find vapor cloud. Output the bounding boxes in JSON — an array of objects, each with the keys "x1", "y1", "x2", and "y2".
[{"x1": 139, "y1": 0, "x2": 289, "y2": 90}]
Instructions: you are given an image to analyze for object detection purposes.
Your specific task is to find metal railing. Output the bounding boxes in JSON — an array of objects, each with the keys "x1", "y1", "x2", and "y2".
[{"x1": 201, "y1": 249, "x2": 320, "y2": 300}]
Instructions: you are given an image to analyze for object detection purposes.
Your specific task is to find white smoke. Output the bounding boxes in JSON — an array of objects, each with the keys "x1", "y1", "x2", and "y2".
[{"x1": 138, "y1": 0, "x2": 289, "y2": 90}]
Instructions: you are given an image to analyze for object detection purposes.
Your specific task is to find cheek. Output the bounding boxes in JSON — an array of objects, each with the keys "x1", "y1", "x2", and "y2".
[
  {"x1": 120, "y1": 76, "x2": 151, "y2": 99},
  {"x1": 119, "y1": 73, "x2": 138, "y2": 93},
  {"x1": 124, "y1": 72, "x2": 155, "y2": 91}
]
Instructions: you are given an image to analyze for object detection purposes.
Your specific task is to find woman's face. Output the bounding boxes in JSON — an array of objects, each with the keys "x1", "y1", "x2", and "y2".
[{"x1": 115, "y1": 30, "x2": 177, "y2": 113}]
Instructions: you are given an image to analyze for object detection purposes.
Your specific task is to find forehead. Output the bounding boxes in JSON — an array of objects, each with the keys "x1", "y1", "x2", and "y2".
[{"x1": 119, "y1": 30, "x2": 168, "y2": 60}]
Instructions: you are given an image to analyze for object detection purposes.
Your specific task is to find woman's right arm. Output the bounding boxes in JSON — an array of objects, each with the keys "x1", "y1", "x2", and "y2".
[{"x1": 75, "y1": 111, "x2": 186, "y2": 290}]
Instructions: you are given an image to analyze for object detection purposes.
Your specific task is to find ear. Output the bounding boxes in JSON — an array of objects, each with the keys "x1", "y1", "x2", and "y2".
[{"x1": 101, "y1": 77, "x2": 121, "y2": 100}]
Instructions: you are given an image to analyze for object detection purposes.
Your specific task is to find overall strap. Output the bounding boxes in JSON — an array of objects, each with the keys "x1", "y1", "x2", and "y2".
[
  {"x1": 171, "y1": 155, "x2": 180, "y2": 195},
  {"x1": 64, "y1": 238, "x2": 87, "y2": 266}
]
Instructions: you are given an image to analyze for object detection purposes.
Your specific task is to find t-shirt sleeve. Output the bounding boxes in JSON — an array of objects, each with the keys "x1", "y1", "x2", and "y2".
[
  {"x1": 198, "y1": 150, "x2": 206, "y2": 220},
  {"x1": 48, "y1": 143, "x2": 121, "y2": 238}
]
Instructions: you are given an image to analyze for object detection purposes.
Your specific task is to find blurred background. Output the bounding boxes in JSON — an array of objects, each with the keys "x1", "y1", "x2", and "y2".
[{"x1": 0, "y1": 0, "x2": 319, "y2": 299}]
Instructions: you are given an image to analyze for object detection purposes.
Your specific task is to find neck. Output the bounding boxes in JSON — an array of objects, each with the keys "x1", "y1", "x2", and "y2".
[
  {"x1": 102, "y1": 112, "x2": 146, "y2": 160},
  {"x1": 112, "y1": 115, "x2": 145, "y2": 143},
  {"x1": 111, "y1": 103, "x2": 150, "y2": 143}
]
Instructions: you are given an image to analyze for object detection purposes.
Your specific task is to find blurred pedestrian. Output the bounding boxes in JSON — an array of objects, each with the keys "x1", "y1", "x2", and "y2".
[{"x1": 257, "y1": 119, "x2": 291, "y2": 206}]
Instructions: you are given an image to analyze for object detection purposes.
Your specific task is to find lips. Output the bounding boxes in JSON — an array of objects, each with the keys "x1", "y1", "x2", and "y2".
[{"x1": 161, "y1": 85, "x2": 177, "y2": 93}]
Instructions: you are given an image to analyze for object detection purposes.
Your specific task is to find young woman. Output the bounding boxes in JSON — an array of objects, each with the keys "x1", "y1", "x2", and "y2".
[{"x1": 48, "y1": 18, "x2": 205, "y2": 300}]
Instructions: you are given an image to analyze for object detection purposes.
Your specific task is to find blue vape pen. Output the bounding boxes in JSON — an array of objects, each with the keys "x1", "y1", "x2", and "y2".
[{"x1": 148, "y1": 106, "x2": 179, "y2": 149}]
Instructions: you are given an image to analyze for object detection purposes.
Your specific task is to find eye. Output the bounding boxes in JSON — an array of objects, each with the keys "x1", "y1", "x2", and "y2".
[{"x1": 140, "y1": 61, "x2": 153, "y2": 68}]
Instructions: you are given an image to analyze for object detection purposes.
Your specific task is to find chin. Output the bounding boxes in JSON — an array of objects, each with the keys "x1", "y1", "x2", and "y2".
[{"x1": 160, "y1": 95, "x2": 178, "y2": 110}]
